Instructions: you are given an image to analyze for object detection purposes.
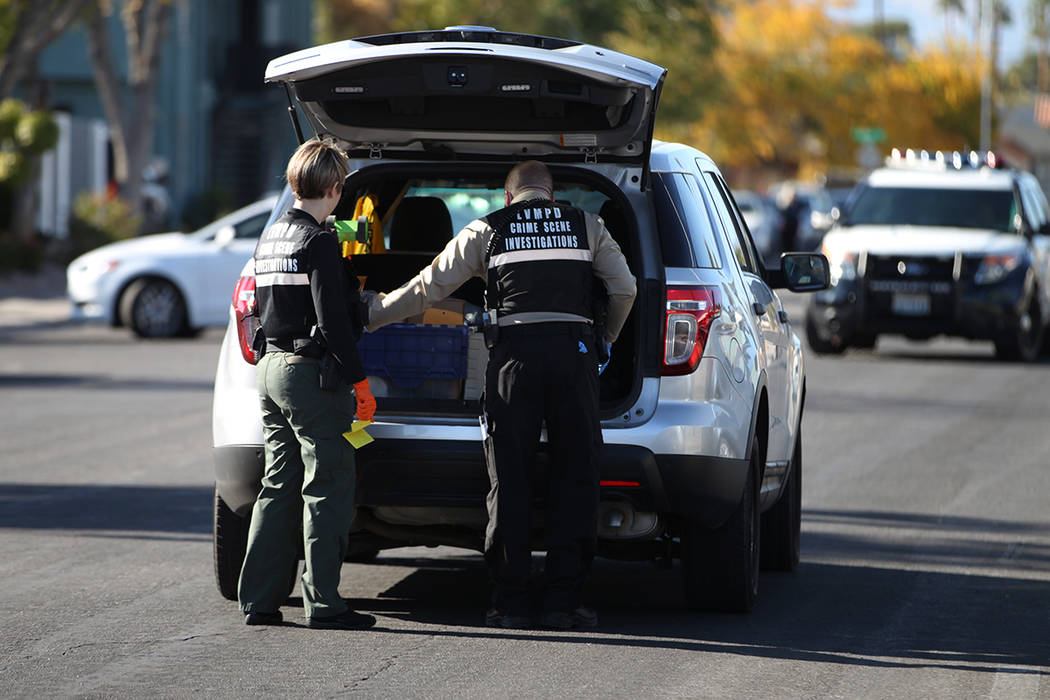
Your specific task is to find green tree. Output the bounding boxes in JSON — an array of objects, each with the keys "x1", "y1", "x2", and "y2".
[
  {"x1": 604, "y1": 0, "x2": 718, "y2": 139},
  {"x1": 1005, "y1": 51, "x2": 1039, "y2": 92},
  {"x1": 316, "y1": 0, "x2": 630, "y2": 45},
  {"x1": 1030, "y1": 0, "x2": 1050, "y2": 92},
  {"x1": 938, "y1": 0, "x2": 966, "y2": 35},
  {"x1": 0, "y1": 1, "x2": 93, "y2": 246},
  {"x1": 313, "y1": 0, "x2": 720, "y2": 144},
  {"x1": 0, "y1": 99, "x2": 59, "y2": 180},
  {"x1": 692, "y1": 0, "x2": 984, "y2": 177},
  {"x1": 0, "y1": 0, "x2": 94, "y2": 100}
]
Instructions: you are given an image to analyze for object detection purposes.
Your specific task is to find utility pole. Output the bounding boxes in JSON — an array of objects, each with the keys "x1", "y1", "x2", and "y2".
[
  {"x1": 979, "y1": 0, "x2": 991, "y2": 151},
  {"x1": 874, "y1": 0, "x2": 884, "y2": 45}
]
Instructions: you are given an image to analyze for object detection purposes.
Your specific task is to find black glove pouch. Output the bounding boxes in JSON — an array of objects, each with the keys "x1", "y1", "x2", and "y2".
[
  {"x1": 251, "y1": 327, "x2": 267, "y2": 363},
  {"x1": 318, "y1": 352, "x2": 341, "y2": 392}
]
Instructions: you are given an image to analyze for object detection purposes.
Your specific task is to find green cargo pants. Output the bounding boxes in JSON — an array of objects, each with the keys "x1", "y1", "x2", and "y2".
[{"x1": 238, "y1": 352, "x2": 357, "y2": 619}]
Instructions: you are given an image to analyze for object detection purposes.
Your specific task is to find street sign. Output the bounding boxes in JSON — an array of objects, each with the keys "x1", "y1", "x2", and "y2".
[{"x1": 851, "y1": 127, "x2": 886, "y2": 144}]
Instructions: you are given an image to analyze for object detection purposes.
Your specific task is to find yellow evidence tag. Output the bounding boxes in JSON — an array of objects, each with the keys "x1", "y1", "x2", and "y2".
[{"x1": 342, "y1": 420, "x2": 374, "y2": 449}]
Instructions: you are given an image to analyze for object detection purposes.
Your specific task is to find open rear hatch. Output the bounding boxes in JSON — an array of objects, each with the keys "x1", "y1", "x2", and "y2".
[
  {"x1": 262, "y1": 28, "x2": 657, "y2": 419},
  {"x1": 265, "y1": 27, "x2": 665, "y2": 170},
  {"x1": 330, "y1": 163, "x2": 643, "y2": 420}
]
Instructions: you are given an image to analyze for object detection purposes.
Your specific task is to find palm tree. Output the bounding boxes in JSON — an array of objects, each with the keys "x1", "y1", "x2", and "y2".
[
  {"x1": 938, "y1": 0, "x2": 965, "y2": 37},
  {"x1": 991, "y1": 0, "x2": 1012, "y2": 104},
  {"x1": 1031, "y1": 0, "x2": 1050, "y2": 93}
]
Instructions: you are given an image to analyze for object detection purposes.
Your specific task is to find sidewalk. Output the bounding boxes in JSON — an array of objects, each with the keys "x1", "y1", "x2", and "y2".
[{"x1": 0, "y1": 264, "x2": 71, "y2": 327}]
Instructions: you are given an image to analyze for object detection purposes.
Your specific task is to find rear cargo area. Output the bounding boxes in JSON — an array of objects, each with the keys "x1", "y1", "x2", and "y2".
[{"x1": 338, "y1": 164, "x2": 642, "y2": 419}]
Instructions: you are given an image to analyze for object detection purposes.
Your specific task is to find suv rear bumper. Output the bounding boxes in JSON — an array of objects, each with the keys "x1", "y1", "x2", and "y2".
[{"x1": 213, "y1": 440, "x2": 747, "y2": 528}]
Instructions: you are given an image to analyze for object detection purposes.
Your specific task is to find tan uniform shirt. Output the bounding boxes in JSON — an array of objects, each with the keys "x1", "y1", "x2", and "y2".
[{"x1": 366, "y1": 189, "x2": 637, "y2": 344}]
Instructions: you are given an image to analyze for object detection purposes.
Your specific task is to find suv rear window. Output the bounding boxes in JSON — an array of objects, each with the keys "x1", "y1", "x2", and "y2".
[
  {"x1": 847, "y1": 186, "x2": 1018, "y2": 231},
  {"x1": 404, "y1": 183, "x2": 612, "y2": 236},
  {"x1": 652, "y1": 172, "x2": 720, "y2": 268}
]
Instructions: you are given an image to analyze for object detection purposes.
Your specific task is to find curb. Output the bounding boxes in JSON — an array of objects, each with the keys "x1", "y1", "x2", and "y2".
[
  {"x1": 0, "y1": 264, "x2": 71, "y2": 328},
  {"x1": 0, "y1": 297, "x2": 71, "y2": 328}
]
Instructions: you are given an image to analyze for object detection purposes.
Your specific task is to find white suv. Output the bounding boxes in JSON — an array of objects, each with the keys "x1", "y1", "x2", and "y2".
[
  {"x1": 212, "y1": 27, "x2": 829, "y2": 612},
  {"x1": 808, "y1": 150, "x2": 1050, "y2": 360}
]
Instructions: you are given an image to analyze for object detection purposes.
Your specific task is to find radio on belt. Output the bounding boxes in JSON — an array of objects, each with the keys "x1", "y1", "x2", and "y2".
[{"x1": 465, "y1": 309, "x2": 499, "y2": 349}]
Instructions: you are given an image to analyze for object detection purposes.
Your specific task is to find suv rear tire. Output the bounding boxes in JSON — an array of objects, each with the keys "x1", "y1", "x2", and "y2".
[
  {"x1": 681, "y1": 434, "x2": 761, "y2": 612},
  {"x1": 214, "y1": 488, "x2": 301, "y2": 602},
  {"x1": 213, "y1": 487, "x2": 249, "y2": 601},
  {"x1": 760, "y1": 428, "x2": 802, "y2": 571}
]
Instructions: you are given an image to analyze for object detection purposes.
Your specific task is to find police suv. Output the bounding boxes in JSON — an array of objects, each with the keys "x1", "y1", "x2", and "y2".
[
  {"x1": 807, "y1": 149, "x2": 1050, "y2": 360},
  {"x1": 211, "y1": 27, "x2": 829, "y2": 613}
]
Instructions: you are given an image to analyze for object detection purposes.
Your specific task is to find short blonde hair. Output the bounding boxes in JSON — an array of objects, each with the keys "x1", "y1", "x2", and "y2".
[
  {"x1": 286, "y1": 137, "x2": 349, "y2": 200},
  {"x1": 505, "y1": 160, "x2": 553, "y2": 197}
]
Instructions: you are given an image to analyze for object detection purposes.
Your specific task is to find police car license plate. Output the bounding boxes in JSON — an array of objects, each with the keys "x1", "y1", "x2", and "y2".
[{"x1": 891, "y1": 292, "x2": 931, "y2": 316}]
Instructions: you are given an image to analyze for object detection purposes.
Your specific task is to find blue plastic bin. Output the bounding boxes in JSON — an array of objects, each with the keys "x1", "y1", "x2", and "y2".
[{"x1": 359, "y1": 324, "x2": 468, "y2": 389}]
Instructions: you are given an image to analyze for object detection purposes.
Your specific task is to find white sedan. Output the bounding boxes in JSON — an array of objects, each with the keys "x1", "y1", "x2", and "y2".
[{"x1": 67, "y1": 194, "x2": 278, "y2": 338}]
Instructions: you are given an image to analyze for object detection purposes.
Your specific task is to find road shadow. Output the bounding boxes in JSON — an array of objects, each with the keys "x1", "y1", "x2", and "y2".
[
  {"x1": 808, "y1": 339, "x2": 1050, "y2": 367},
  {"x1": 0, "y1": 323, "x2": 225, "y2": 346},
  {"x1": 358, "y1": 556, "x2": 1049, "y2": 674},
  {"x1": 806, "y1": 390, "x2": 1021, "y2": 418},
  {"x1": 6, "y1": 483, "x2": 1046, "y2": 674},
  {"x1": 0, "y1": 373, "x2": 214, "y2": 392},
  {"x1": 355, "y1": 510, "x2": 1050, "y2": 675},
  {"x1": 872, "y1": 350, "x2": 1050, "y2": 366},
  {"x1": 0, "y1": 483, "x2": 213, "y2": 535},
  {"x1": 806, "y1": 508, "x2": 1050, "y2": 562}
]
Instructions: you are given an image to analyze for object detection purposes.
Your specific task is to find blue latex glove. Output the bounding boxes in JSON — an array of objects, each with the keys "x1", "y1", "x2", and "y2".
[{"x1": 598, "y1": 343, "x2": 613, "y2": 375}]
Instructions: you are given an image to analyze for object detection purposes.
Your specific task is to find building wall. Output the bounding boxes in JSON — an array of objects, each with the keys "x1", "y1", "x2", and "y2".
[
  {"x1": 998, "y1": 104, "x2": 1050, "y2": 203},
  {"x1": 33, "y1": 0, "x2": 312, "y2": 235}
]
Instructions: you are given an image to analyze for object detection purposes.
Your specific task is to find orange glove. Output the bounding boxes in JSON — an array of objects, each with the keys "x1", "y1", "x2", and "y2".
[{"x1": 353, "y1": 379, "x2": 376, "y2": 422}]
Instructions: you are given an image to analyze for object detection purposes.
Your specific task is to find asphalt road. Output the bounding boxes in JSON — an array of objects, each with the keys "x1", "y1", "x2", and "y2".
[{"x1": 1, "y1": 295, "x2": 1048, "y2": 698}]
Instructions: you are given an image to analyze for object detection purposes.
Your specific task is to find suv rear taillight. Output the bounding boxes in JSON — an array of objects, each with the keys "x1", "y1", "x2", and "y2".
[
  {"x1": 662, "y1": 286, "x2": 721, "y2": 375},
  {"x1": 233, "y1": 275, "x2": 260, "y2": 365}
]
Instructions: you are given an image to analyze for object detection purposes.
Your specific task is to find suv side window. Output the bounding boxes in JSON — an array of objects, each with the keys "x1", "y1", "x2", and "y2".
[
  {"x1": 651, "y1": 171, "x2": 721, "y2": 268},
  {"x1": 1032, "y1": 178, "x2": 1050, "y2": 234},
  {"x1": 703, "y1": 172, "x2": 758, "y2": 274},
  {"x1": 1020, "y1": 176, "x2": 1050, "y2": 234}
]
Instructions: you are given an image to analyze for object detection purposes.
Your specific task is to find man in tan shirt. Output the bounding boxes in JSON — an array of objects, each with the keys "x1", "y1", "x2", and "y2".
[{"x1": 367, "y1": 161, "x2": 636, "y2": 629}]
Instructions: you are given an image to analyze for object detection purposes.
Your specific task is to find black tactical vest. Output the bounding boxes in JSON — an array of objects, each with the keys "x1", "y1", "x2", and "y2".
[
  {"x1": 484, "y1": 199, "x2": 593, "y2": 320},
  {"x1": 254, "y1": 209, "x2": 362, "y2": 345}
]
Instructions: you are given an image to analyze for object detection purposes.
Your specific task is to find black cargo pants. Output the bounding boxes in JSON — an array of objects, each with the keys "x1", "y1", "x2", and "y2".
[{"x1": 482, "y1": 322, "x2": 602, "y2": 616}]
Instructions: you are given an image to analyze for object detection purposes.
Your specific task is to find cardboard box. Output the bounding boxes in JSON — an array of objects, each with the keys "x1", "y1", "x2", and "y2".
[{"x1": 405, "y1": 299, "x2": 466, "y2": 326}]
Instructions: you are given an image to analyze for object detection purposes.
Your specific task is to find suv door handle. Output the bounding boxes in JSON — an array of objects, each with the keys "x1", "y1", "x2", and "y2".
[
  {"x1": 752, "y1": 302, "x2": 766, "y2": 316},
  {"x1": 778, "y1": 310, "x2": 789, "y2": 323}
]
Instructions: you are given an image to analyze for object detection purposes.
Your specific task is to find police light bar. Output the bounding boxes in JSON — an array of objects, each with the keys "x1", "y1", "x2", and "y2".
[{"x1": 885, "y1": 148, "x2": 1002, "y2": 170}]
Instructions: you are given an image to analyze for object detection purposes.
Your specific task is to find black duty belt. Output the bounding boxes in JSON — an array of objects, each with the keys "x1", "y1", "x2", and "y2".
[
  {"x1": 498, "y1": 321, "x2": 591, "y2": 338},
  {"x1": 265, "y1": 337, "x2": 321, "y2": 356}
]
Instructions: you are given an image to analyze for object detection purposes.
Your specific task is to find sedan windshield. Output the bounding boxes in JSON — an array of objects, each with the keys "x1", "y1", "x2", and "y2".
[{"x1": 847, "y1": 186, "x2": 1017, "y2": 231}]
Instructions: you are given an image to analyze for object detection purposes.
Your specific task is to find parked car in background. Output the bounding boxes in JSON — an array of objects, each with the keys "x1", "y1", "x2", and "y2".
[
  {"x1": 734, "y1": 189, "x2": 784, "y2": 264},
  {"x1": 212, "y1": 26, "x2": 829, "y2": 614},
  {"x1": 770, "y1": 182, "x2": 836, "y2": 252},
  {"x1": 807, "y1": 149, "x2": 1050, "y2": 360},
  {"x1": 67, "y1": 194, "x2": 279, "y2": 338},
  {"x1": 827, "y1": 185, "x2": 856, "y2": 212},
  {"x1": 796, "y1": 187, "x2": 836, "y2": 251}
]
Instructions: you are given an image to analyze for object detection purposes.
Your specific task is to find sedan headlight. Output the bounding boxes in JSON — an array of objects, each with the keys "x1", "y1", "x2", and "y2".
[
  {"x1": 71, "y1": 258, "x2": 121, "y2": 279},
  {"x1": 974, "y1": 253, "x2": 1022, "y2": 285},
  {"x1": 821, "y1": 243, "x2": 857, "y2": 286}
]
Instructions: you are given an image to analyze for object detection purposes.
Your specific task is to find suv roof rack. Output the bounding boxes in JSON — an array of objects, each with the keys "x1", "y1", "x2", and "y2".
[{"x1": 353, "y1": 26, "x2": 583, "y2": 50}]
